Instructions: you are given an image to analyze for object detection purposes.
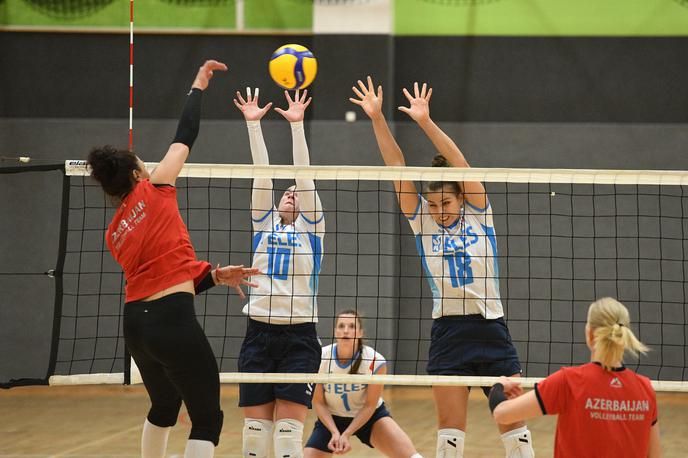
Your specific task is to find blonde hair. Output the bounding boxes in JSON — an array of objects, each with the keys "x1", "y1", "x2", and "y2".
[{"x1": 587, "y1": 297, "x2": 649, "y2": 370}]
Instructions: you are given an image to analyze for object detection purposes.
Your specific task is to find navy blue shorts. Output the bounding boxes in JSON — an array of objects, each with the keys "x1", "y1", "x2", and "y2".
[
  {"x1": 238, "y1": 319, "x2": 321, "y2": 408},
  {"x1": 305, "y1": 403, "x2": 391, "y2": 451},
  {"x1": 428, "y1": 314, "x2": 521, "y2": 396}
]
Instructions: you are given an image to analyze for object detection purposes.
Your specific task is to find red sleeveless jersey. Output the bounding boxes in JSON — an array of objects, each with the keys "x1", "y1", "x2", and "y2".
[
  {"x1": 106, "y1": 179, "x2": 210, "y2": 302},
  {"x1": 535, "y1": 362, "x2": 657, "y2": 458}
]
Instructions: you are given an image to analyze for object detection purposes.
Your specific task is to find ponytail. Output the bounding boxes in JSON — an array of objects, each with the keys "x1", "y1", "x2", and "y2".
[{"x1": 587, "y1": 297, "x2": 649, "y2": 370}]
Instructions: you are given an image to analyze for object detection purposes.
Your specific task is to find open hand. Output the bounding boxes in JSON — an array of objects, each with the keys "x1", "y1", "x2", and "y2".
[
  {"x1": 274, "y1": 89, "x2": 312, "y2": 122},
  {"x1": 233, "y1": 87, "x2": 273, "y2": 121},
  {"x1": 349, "y1": 76, "x2": 383, "y2": 120},
  {"x1": 398, "y1": 81, "x2": 432, "y2": 123},
  {"x1": 214, "y1": 264, "x2": 261, "y2": 299},
  {"x1": 191, "y1": 60, "x2": 228, "y2": 91}
]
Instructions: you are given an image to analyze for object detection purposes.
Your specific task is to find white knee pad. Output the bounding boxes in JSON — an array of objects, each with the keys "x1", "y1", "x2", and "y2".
[
  {"x1": 273, "y1": 418, "x2": 304, "y2": 458},
  {"x1": 501, "y1": 426, "x2": 534, "y2": 458},
  {"x1": 242, "y1": 418, "x2": 273, "y2": 458},
  {"x1": 437, "y1": 428, "x2": 465, "y2": 458}
]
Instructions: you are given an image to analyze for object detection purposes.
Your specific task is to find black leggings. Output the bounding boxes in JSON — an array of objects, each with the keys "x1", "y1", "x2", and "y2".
[{"x1": 123, "y1": 292, "x2": 223, "y2": 445}]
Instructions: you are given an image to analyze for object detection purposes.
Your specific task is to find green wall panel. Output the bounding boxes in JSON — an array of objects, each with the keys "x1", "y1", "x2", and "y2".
[
  {"x1": 395, "y1": 0, "x2": 688, "y2": 36},
  {"x1": 245, "y1": 0, "x2": 312, "y2": 29}
]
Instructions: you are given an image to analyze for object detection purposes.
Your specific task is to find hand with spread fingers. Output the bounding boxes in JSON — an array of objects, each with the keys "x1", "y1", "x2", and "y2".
[
  {"x1": 398, "y1": 81, "x2": 432, "y2": 123},
  {"x1": 214, "y1": 264, "x2": 261, "y2": 299},
  {"x1": 275, "y1": 89, "x2": 312, "y2": 122},
  {"x1": 349, "y1": 75, "x2": 384, "y2": 120},
  {"x1": 233, "y1": 87, "x2": 273, "y2": 121}
]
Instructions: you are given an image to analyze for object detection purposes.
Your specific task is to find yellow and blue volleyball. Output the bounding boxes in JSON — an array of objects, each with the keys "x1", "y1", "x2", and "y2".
[{"x1": 269, "y1": 44, "x2": 317, "y2": 90}]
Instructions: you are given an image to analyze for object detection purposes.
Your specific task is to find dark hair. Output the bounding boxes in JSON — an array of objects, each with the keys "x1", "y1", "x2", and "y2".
[
  {"x1": 87, "y1": 146, "x2": 140, "y2": 199},
  {"x1": 336, "y1": 310, "x2": 364, "y2": 375},
  {"x1": 425, "y1": 154, "x2": 463, "y2": 195}
]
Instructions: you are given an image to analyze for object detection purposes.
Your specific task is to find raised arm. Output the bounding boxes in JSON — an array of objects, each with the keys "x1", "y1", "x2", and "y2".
[
  {"x1": 233, "y1": 87, "x2": 274, "y2": 221},
  {"x1": 350, "y1": 76, "x2": 419, "y2": 218},
  {"x1": 151, "y1": 60, "x2": 227, "y2": 186},
  {"x1": 275, "y1": 90, "x2": 324, "y2": 231},
  {"x1": 399, "y1": 82, "x2": 488, "y2": 210}
]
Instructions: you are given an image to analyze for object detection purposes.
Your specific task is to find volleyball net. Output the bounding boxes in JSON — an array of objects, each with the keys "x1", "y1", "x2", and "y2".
[{"x1": 39, "y1": 162, "x2": 688, "y2": 390}]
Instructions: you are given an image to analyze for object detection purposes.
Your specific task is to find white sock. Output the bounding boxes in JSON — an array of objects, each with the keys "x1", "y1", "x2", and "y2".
[
  {"x1": 183, "y1": 439, "x2": 215, "y2": 458},
  {"x1": 274, "y1": 418, "x2": 304, "y2": 458},
  {"x1": 437, "y1": 428, "x2": 465, "y2": 458},
  {"x1": 501, "y1": 426, "x2": 534, "y2": 458},
  {"x1": 141, "y1": 419, "x2": 171, "y2": 458},
  {"x1": 410, "y1": 454, "x2": 425, "y2": 458}
]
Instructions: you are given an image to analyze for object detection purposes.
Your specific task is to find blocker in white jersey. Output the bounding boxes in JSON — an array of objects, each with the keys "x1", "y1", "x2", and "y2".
[
  {"x1": 235, "y1": 89, "x2": 326, "y2": 458},
  {"x1": 409, "y1": 196, "x2": 503, "y2": 319},
  {"x1": 243, "y1": 207, "x2": 323, "y2": 324},
  {"x1": 320, "y1": 344, "x2": 385, "y2": 417},
  {"x1": 352, "y1": 77, "x2": 531, "y2": 458}
]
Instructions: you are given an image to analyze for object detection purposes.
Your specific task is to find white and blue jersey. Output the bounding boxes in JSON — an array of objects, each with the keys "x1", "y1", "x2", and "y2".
[
  {"x1": 408, "y1": 196, "x2": 503, "y2": 319},
  {"x1": 321, "y1": 344, "x2": 386, "y2": 418},
  {"x1": 243, "y1": 208, "x2": 324, "y2": 324}
]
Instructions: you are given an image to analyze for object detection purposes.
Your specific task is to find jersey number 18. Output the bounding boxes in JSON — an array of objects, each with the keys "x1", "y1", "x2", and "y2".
[{"x1": 444, "y1": 251, "x2": 473, "y2": 287}]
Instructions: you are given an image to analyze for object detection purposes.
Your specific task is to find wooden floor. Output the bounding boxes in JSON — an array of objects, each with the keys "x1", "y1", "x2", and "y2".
[{"x1": 1, "y1": 385, "x2": 687, "y2": 457}]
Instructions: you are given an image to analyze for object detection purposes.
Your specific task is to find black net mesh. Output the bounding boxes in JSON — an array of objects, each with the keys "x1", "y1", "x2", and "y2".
[{"x1": 54, "y1": 172, "x2": 688, "y2": 381}]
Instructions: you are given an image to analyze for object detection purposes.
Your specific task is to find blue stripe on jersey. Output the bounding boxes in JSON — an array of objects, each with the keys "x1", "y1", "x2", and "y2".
[
  {"x1": 415, "y1": 234, "x2": 440, "y2": 299},
  {"x1": 482, "y1": 224, "x2": 501, "y2": 297},
  {"x1": 301, "y1": 212, "x2": 325, "y2": 225},
  {"x1": 308, "y1": 233, "x2": 323, "y2": 299},
  {"x1": 408, "y1": 196, "x2": 422, "y2": 221},
  {"x1": 465, "y1": 200, "x2": 489, "y2": 213},
  {"x1": 252, "y1": 232, "x2": 263, "y2": 253},
  {"x1": 333, "y1": 344, "x2": 359, "y2": 369},
  {"x1": 252, "y1": 209, "x2": 272, "y2": 223}
]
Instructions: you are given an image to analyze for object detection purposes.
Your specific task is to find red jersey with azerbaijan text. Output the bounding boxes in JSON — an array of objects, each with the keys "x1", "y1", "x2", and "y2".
[
  {"x1": 535, "y1": 362, "x2": 657, "y2": 458},
  {"x1": 106, "y1": 179, "x2": 210, "y2": 302}
]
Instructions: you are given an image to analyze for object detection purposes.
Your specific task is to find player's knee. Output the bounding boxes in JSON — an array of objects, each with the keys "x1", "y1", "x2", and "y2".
[
  {"x1": 501, "y1": 426, "x2": 534, "y2": 458},
  {"x1": 436, "y1": 428, "x2": 465, "y2": 458},
  {"x1": 188, "y1": 409, "x2": 224, "y2": 446},
  {"x1": 147, "y1": 397, "x2": 182, "y2": 427},
  {"x1": 242, "y1": 418, "x2": 273, "y2": 458},
  {"x1": 274, "y1": 418, "x2": 304, "y2": 458}
]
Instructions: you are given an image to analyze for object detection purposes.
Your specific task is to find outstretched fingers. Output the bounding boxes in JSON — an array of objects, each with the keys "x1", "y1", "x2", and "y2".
[
  {"x1": 426, "y1": 87, "x2": 433, "y2": 102},
  {"x1": 357, "y1": 79, "x2": 369, "y2": 95},
  {"x1": 284, "y1": 90, "x2": 293, "y2": 104},
  {"x1": 402, "y1": 87, "x2": 414, "y2": 103},
  {"x1": 236, "y1": 90, "x2": 247, "y2": 105}
]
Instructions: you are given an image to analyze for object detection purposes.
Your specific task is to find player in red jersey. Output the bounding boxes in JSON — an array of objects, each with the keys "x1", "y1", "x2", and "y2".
[
  {"x1": 487, "y1": 297, "x2": 662, "y2": 458},
  {"x1": 87, "y1": 60, "x2": 259, "y2": 458}
]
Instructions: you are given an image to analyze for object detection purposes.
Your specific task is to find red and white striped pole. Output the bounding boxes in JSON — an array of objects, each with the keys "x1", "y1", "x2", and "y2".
[{"x1": 128, "y1": 0, "x2": 134, "y2": 151}]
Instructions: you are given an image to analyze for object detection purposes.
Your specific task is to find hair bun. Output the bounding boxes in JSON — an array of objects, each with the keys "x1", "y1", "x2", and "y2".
[{"x1": 431, "y1": 154, "x2": 450, "y2": 168}]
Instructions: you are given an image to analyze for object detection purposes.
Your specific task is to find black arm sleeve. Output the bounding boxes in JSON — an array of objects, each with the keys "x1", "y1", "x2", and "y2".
[
  {"x1": 488, "y1": 383, "x2": 507, "y2": 413},
  {"x1": 195, "y1": 271, "x2": 216, "y2": 295},
  {"x1": 172, "y1": 88, "x2": 203, "y2": 149}
]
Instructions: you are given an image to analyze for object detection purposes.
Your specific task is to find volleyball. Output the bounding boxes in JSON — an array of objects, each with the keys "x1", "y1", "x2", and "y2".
[{"x1": 268, "y1": 44, "x2": 317, "y2": 90}]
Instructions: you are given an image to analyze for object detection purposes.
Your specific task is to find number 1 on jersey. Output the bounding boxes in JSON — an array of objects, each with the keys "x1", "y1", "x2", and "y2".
[
  {"x1": 267, "y1": 247, "x2": 291, "y2": 280},
  {"x1": 341, "y1": 392, "x2": 351, "y2": 412}
]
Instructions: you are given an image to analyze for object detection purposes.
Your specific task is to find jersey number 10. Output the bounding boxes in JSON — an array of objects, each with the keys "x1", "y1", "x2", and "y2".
[
  {"x1": 267, "y1": 247, "x2": 291, "y2": 280},
  {"x1": 444, "y1": 251, "x2": 474, "y2": 287}
]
